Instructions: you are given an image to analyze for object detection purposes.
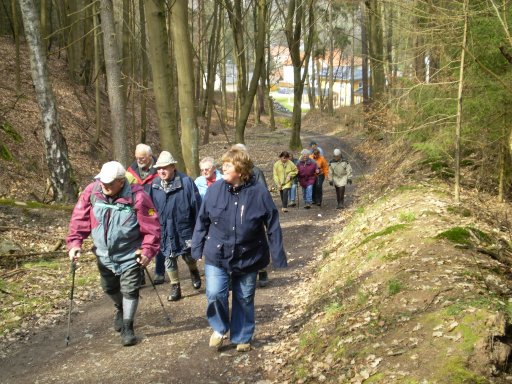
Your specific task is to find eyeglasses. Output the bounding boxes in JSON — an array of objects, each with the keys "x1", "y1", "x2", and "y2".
[{"x1": 200, "y1": 167, "x2": 212, "y2": 172}]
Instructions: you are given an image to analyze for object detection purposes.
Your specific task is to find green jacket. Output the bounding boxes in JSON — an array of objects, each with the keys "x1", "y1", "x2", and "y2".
[{"x1": 273, "y1": 159, "x2": 298, "y2": 190}]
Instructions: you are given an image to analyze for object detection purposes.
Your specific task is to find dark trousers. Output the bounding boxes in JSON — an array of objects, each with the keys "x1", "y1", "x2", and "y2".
[
  {"x1": 279, "y1": 188, "x2": 290, "y2": 208},
  {"x1": 335, "y1": 185, "x2": 346, "y2": 205},
  {"x1": 312, "y1": 174, "x2": 325, "y2": 205},
  {"x1": 97, "y1": 261, "x2": 141, "y2": 300}
]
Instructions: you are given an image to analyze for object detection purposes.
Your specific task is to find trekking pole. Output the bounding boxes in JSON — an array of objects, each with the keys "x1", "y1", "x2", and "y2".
[
  {"x1": 65, "y1": 260, "x2": 76, "y2": 346},
  {"x1": 144, "y1": 267, "x2": 172, "y2": 324}
]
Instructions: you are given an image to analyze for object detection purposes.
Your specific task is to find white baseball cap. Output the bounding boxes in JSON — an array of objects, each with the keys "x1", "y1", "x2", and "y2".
[
  {"x1": 333, "y1": 148, "x2": 342, "y2": 156},
  {"x1": 95, "y1": 161, "x2": 126, "y2": 183}
]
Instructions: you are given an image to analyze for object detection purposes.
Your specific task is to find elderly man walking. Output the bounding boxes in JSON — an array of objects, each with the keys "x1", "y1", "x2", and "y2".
[
  {"x1": 67, "y1": 161, "x2": 160, "y2": 346},
  {"x1": 149, "y1": 151, "x2": 203, "y2": 301}
]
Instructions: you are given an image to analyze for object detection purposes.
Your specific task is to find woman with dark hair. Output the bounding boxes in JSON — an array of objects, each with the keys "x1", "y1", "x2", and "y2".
[
  {"x1": 273, "y1": 151, "x2": 298, "y2": 213},
  {"x1": 191, "y1": 147, "x2": 287, "y2": 352}
]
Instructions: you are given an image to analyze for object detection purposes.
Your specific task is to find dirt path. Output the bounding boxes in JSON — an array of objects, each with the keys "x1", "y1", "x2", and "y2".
[{"x1": 0, "y1": 133, "x2": 365, "y2": 384}]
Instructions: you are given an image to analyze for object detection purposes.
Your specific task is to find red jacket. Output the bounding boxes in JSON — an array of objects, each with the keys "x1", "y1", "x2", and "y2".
[{"x1": 297, "y1": 159, "x2": 318, "y2": 187}]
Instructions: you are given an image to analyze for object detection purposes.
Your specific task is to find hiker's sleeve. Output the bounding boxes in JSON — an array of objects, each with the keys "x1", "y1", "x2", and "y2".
[
  {"x1": 66, "y1": 184, "x2": 94, "y2": 250},
  {"x1": 135, "y1": 191, "x2": 161, "y2": 260}
]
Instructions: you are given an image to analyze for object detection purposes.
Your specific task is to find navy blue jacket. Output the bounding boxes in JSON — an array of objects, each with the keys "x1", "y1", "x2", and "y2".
[
  {"x1": 149, "y1": 172, "x2": 201, "y2": 256},
  {"x1": 191, "y1": 177, "x2": 287, "y2": 274}
]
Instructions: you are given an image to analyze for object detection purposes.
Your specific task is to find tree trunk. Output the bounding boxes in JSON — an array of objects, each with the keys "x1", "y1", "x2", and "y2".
[
  {"x1": 139, "y1": 0, "x2": 148, "y2": 144},
  {"x1": 233, "y1": 0, "x2": 267, "y2": 144},
  {"x1": 18, "y1": 0, "x2": 78, "y2": 202},
  {"x1": 99, "y1": 0, "x2": 129, "y2": 166},
  {"x1": 12, "y1": 0, "x2": 21, "y2": 95},
  {"x1": 367, "y1": 0, "x2": 385, "y2": 101},
  {"x1": 327, "y1": 2, "x2": 334, "y2": 114},
  {"x1": 454, "y1": 0, "x2": 468, "y2": 203},
  {"x1": 360, "y1": 0, "x2": 369, "y2": 105},
  {"x1": 170, "y1": 0, "x2": 199, "y2": 177},
  {"x1": 92, "y1": 0, "x2": 101, "y2": 146},
  {"x1": 144, "y1": 0, "x2": 183, "y2": 164}
]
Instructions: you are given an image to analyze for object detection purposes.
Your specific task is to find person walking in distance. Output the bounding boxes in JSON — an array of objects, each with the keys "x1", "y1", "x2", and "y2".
[
  {"x1": 67, "y1": 161, "x2": 160, "y2": 346},
  {"x1": 149, "y1": 151, "x2": 202, "y2": 301},
  {"x1": 309, "y1": 148, "x2": 329, "y2": 207},
  {"x1": 191, "y1": 147, "x2": 287, "y2": 352},
  {"x1": 195, "y1": 157, "x2": 222, "y2": 199},
  {"x1": 273, "y1": 151, "x2": 298, "y2": 213},
  {"x1": 125, "y1": 144, "x2": 162, "y2": 285},
  {"x1": 328, "y1": 148, "x2": 353, "y2": 209},
  {"x1": 297, "y1": 149, "x2": 319, "y2": 209}
]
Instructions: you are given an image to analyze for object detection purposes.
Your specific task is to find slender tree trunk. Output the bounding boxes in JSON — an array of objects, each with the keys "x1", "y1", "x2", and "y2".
[
  {"x1": 144, "y1": 0, "x2": 183, "y2": 164},
  {"x1": 12, "y1": 0, "x2": 21, "y2": 95},
  {"x1": 220, "y1": 13, "x2": 228, "y2": 132},
  {"x1": 139, "y1": 0, "x2": 148, "y2": 144},
  {"x1": 93, "y1": 1, "x2": 101, "y2": 146},
  {"x1": 18, "y1": 0, "x2": 78, "y2": 202},
  {"x1": 99, "y1": 0, "x2": 129, "y2": 166},
  {"x1": 170, "y1": 0, "x2": 199, "y2": 177},
  {"x1": 327, "y1": 2, "x2": 334, "y2": 114},
  {"x1": 360, "y1": 0, "x2": 369, "y2": 106},
  {"x1": 367, "y1": 0, "x2": 385, "y2": 101},
  {"x1": 454, "y1": 0, "x2": 468, "y2": 202}
]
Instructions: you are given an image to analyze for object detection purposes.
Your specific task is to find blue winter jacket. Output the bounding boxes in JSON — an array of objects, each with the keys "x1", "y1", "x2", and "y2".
[
  {"x1": 195, "y1": 169, "x2": 223, "y2": 198},
  {"x1": 149, "y1": 172, "x2": 202, "y2": 256},
  {"x1": 191, "y1": 177, "x2": 287, "y2": 274}
]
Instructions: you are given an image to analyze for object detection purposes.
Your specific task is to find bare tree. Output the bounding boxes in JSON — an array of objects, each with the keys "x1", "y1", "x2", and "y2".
[{"x1": 18, "y1": 0, "x2": 78, "y2": 202}]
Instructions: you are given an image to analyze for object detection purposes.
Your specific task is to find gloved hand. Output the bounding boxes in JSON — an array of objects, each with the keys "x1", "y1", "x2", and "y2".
[
  {"x1": 329, "y1": 181, "x2": 333, "y2": 186},
  {"x1": 68, "y1": 247, "x2": 81, "y2": 261},
  {"x1": 347, "y1": 179, "x2": 352, "y2": 185}
]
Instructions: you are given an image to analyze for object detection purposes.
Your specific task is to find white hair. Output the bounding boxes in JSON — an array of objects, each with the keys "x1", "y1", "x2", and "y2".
[
  {"x1": 135, "y1": 143, "x2": 152, "y2": 155},
  {"x1": 232, "y1": 143, "x2": 248, "y2": 152},
  {"x1": 200, "y1": 156, "x2": 215, "y2": 168}
]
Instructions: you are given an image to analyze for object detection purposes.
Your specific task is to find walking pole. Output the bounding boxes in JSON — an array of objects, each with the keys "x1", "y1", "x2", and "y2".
[
  {"x1": 144, "y1": 267, "x2": 172, "y2": 324},
  {"x1": 65, "y1": 260, "x2": 76, "y2": 346}
]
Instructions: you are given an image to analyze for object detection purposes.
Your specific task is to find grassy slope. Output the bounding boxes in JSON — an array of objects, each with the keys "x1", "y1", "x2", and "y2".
[{"x1": 266, "y1": 152, "x2": 512, "y2": 382}]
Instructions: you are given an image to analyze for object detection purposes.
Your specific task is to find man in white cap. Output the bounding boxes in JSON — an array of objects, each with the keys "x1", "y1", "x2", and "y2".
[
  {"x1": 328, "y1": 148, "x2": 353, "y2": 209},
  {"x1": 149, "y1": 151, "x2": 202, "y2": 301},
  {"x1": 67, "y1": 161, "x2": 161, "y2": 346}
]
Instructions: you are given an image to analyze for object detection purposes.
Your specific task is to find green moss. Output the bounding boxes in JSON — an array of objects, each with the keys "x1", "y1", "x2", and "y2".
[
  {"x1": 294, "y1": 364, "x2": 308, "y2": 380},
  {"x1": 1, "y1": 121, "x2": 23, "y2": 142},
  {"x1": 356, "y1": 207, "x2": 365, "y2": 214},
  {"x1": 364, "y1": 373, "x2": 385, "y2": 383},
  {"x1": 447, "y1": 206, "x2": 472, "y2": 217},
  {"x1": 388, "y1": 279, "x2": 403, "y2": 295},
  {"x1": 382, "y1": 251, "x2": 408, "y2": 262},
  {"x1": 0, "y1": 199, "x2": 74, "y2": 211},
  {"x1": 0, "y1": 143, "x2": 13, "y2": 160},
  {"x1": 324, "y1": 302, "x2": 343, "y2": 318},
  {"x1": 359, "y1": 224, "x2": 408, "y2": 246},
  {"x1": 357, "y1": 289, "x2": 369, "y2": 306},
  {"x1": 366, "y1": 251, "x2": 379, "y2": 261},
  {"x1": 438, "y1": 357, "x2": 489, "y2": 383},
  {"x1": 22, "y1": 260, "x2": 61, "y2": 270},
  {"x1": 399, "y1": 211, "x2": 416, "y2": 223},
  {"x1": 436, "y1": 227, "x2": 472, "y2": 245}
]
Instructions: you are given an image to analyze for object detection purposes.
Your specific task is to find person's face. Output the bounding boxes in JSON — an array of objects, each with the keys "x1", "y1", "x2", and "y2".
[
  {"x1": 222, "y1": 162, "x2": 241, "y2": 185},
  {"x1": 280, "y1": 156, "x2": 288, "y2": 164},
  {"x1": 156, "y1": 164, "x2": 176, "y2": 181},
  {"x1": 135, "y1": 150, "x2": 152, "y2": 169},
  {"x1": 334, "y1": 155, "x2": 342, "y2": 161},
  {"x1": 200, "y1": 163, "x2": 216, "y2": 180},
  {"x1": 100, "y1": 179, "x2": 125, "y2": 196},
  {"x1": 300, "y1": 153, "x2": 309, "y2": 161}
]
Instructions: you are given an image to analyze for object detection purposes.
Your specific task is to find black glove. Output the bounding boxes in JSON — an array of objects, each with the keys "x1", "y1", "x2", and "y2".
[
  {"x1": 329, "y1": 181, "x2": 333, "y2": 186},
  {"x1": 347, "y1": 179, "x2": 352, "y2": 185}
]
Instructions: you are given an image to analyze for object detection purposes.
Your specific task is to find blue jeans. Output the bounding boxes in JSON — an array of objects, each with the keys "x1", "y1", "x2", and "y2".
[
  {"x1": 205, "y1": 264, "x2": 258, "y2": 344},
  {"x1": 302, "y1": 184, "x2": 313, "y2": 205},
  {"x1": 289, "y1": 183, "x2": 297, "y2": 202}
]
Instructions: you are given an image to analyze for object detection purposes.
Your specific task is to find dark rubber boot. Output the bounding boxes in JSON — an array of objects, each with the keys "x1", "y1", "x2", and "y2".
[
  {"x1": 121, "y1": 320, "x2": 137, "y2": 346},
  {"x1": 190, "y1": 269, "x2": 201, "y2": 289},
  {"x1": 114, "y1": 305, "x2": 123, "y2": 332},
  {"x1": 168, "y1": 283, "x2": 181, "y2": 301}
]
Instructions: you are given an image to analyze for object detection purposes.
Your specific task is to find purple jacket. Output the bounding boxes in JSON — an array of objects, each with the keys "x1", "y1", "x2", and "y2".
[{"x1": 297, "y1": 159, "x2": 318, "y2": 187}]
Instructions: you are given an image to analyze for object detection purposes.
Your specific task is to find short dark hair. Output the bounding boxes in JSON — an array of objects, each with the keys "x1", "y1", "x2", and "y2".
[
  {"x1": 279, "y1": 151, "x2": 290, "y2": 159},
  {"x1": 310, "y1": 141, "x2": 317, "y2": 146}
]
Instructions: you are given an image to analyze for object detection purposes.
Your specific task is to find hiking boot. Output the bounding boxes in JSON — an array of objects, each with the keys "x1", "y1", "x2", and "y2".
[
  {"x1": 304, "y1": 204, "x2": 311, "y2": 209},
  {"x1": 190, "y1": 270, "x2": 201, "y2": 289},
  {"x1": 121, "y1": 320, "x2": 137, "y2": 346},
  {"x1": 168, "y1": 283, "x2": 181, "y2": 301},
  {"x1": 114, "y1": 306, "x2": 123, "y2": 332},
  {"x1": 236, "y1": 343, "x2": 251, "y2": 352},
  {"x1": 281, "y1": 208, "x2": 288, "y2": 213},
  {"x1": 258, "y1": 270, "x2": 269, "y2": 288},
  {"x1": 209, "y1": 332, "x2": 224, "y2": 349},
  {"x1": 336, "y1": 202, "x2": 344, "y2": 210},
  {"x1": 153, "y1": 274, "x2": 165, "y2": 285},
  {"x1": 288, "y1": 201, "x2": 296, "y2": 207}
]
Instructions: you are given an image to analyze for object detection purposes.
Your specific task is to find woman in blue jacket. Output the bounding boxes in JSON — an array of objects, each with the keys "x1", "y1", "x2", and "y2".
[{"x1": 191, "y1": 147, "x2": 287, "y2": 352}]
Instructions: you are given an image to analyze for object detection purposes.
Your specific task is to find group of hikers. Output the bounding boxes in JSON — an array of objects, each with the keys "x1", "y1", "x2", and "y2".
[
  {"x1": 273, "y1": 141, "x2": 353, "y2": 211},
  {"x1": 65, "y1": 141, "x2": 352, "y2": 350}
]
